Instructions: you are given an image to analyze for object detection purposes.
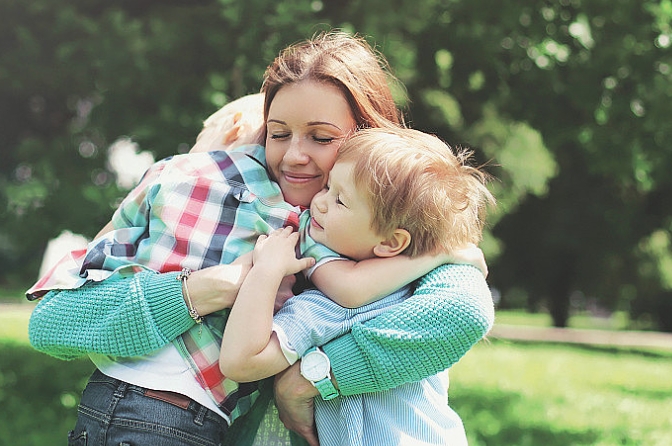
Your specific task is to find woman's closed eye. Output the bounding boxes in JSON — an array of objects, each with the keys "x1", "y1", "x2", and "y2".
[{"x1": 313, "y1": 135, "x2": 336, "y2": 144}]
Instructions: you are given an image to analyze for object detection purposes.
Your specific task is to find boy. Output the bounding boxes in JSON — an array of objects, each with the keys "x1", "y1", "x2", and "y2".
[{"x1": 220, "y1": 127, "x2": 495, "y2": 446}]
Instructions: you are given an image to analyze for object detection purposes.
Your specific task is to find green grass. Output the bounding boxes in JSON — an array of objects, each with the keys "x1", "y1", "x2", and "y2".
[
  {"x1": 451, "y1": 340, "x2": 672, "y2": 446},
  {"x1": 3, "y1": 308, "x2": 671, "y2": 445},
  {"x1": 0, "y1": 342, "x2": 95, "y2": 444},
  {"x1": 0, "y1": 306, "x2": 32, "y2": 343},
  {"x1": 495, "y1": 309, "x2": 643, "y2": 331}
]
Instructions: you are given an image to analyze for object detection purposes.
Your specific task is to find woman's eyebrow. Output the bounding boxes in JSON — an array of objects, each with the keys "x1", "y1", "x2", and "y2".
[
  {"x1": 267, "y1": 118, "x2": 342, "y2": 131},
  {"x1": 267, "y1": 119, "x2": 287, "y2": 125},
  {"x1": 307, "y1": 121, "x2": 343, "y2": 130}
]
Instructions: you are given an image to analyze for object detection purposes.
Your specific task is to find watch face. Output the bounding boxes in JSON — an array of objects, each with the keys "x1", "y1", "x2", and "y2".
[{"x1": 301, "y1": 351, "x2": 330, "y2": 381}]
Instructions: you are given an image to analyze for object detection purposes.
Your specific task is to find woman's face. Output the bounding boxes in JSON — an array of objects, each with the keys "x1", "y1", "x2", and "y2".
[{"x1": 265, "y1": 80, "x2": 356, "y2": 208}]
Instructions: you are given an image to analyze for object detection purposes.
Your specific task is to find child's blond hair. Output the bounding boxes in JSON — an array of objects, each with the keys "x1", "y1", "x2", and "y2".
[
  {"x1": 337, "y1": 127, "x2": 495, "y2": 257},
  {"x1": 190, "y1": 93, "x2": 265, "y2": 153}
]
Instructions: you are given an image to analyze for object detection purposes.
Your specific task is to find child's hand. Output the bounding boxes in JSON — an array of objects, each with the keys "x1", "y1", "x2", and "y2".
[
  {"x1": 253, "y1": 227, "x2": 315, "y2": 276},
  {"x1": 274, "y1": 274, "x2": 296, "y2": 313},
  {"x1": 446, "y1": 243, "x2": 488, "y2": 277}
]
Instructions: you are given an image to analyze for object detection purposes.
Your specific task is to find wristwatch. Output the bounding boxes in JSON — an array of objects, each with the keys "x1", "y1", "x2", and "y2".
[{"x1": 300, "y1": 347, "x2": 340, "y2": 400}]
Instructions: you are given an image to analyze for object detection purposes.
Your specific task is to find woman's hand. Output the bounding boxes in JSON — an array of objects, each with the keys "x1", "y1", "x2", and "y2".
[
  {"x1": 274, "y1": 362, "x2": 320, "y2": 446},
  {"x1": 184, "y1": 252, "x2": 253, "y2": 315}
]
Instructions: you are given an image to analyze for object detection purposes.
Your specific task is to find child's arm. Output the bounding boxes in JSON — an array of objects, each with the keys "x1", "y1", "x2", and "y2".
[
  {"x1": 310, "y1": 244, "x2": 487, "y2": 309},
  {"x1": 219, "y1": 227, "x2": 315, "y2": 382},
  {"x1": 309, "y1": 254, "x2": 448, "y2": 308}
]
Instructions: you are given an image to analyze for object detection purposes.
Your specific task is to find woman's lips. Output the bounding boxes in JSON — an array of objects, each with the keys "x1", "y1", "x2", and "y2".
[{"x1": 282, "y1": 171, "x2": 319, "y2": 185}]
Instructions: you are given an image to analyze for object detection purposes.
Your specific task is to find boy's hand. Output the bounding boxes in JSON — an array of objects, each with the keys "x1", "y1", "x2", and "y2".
[
  {"x1": 253, "y1": 227, "x2": 315, "y2": 276},
  {"x1": 446, "y1": 243, "x2": 488, "y2": 277}
]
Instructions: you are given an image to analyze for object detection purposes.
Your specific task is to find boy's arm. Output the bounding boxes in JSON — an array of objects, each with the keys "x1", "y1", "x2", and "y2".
[
  {"x1": 310, "y1": 244, "x2": 486, "y2": 309},
  {"x1": 220, "y1": 228, "x2": 314, "y2": 382},
  {"x1": 310, "y1": 254, "x2": 448, "y2": 308}
]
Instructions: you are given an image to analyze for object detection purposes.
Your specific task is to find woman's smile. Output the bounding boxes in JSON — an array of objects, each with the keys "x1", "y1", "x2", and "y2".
[{"x1": 281, "y1": 170, "x2": 322, "y2": 184}]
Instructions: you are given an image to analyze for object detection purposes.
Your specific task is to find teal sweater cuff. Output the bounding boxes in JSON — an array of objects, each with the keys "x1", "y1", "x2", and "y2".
[
  {"x1": 322, "y1": 334, "x2": 374, "y2": 396},
  {"x1": 142, "y1": 271, "x2": 195, "y2": 342}
]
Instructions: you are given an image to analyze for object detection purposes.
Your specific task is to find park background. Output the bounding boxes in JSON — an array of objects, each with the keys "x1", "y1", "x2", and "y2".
[{"x1": 1, "y1": 0, "x2": 671, "y2": 444}]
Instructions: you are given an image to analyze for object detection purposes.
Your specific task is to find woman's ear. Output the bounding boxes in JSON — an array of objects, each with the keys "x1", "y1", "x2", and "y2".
[{"x1": 373, "y1": 229, "x2": 411, "y2": 258}]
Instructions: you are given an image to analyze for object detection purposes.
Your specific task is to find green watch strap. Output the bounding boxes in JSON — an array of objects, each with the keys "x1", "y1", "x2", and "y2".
[{"x1": 314, "y1": 376, "x2": 339, "y2": 400}]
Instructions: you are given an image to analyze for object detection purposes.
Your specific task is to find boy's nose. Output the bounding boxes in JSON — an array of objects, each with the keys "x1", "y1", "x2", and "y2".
[{"x1": 313, "y1": 191, "x2": 327, "y2": 213}]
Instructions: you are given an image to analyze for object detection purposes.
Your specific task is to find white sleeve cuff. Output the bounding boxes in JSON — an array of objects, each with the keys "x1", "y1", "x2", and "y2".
[{"x1": 272, "y1": 322, "x2": 300, "y2": 365}]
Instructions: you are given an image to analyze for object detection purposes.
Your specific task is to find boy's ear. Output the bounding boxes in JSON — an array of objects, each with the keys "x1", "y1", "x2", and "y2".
[
  {"x1": 373, "y1": 229, "x2": 411, "y2": 258},
  {"x1": 222, "y1": 124, "x2": 242, "y2": 145}
]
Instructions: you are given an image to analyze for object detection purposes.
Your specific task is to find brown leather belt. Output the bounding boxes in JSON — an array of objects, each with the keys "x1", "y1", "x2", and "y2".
[{"x1": 144, "y1": 388, "x2": 192, "y2": 410}]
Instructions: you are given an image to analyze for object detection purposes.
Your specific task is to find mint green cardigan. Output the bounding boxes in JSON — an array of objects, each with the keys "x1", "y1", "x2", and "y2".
[{"x1": 29, "y1": 263, "x2": 493, "y2": 396}]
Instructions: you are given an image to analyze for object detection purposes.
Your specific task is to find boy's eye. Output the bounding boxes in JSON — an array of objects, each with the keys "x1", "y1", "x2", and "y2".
[{"x1": 336, "y1": 196, "x2": 345, "y2": 206}]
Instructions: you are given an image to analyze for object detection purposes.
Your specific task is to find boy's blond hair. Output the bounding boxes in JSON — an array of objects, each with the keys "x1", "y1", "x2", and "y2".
[
  {"x1": 337, "y1": 127, "x2": 494, "y2": 257},
  {"x1": 190, "y1": 93, "x2": 265, "y2": 154}
]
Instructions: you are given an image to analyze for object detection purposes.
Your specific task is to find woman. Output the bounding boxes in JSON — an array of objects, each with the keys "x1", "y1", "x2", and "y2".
[{"x1": 28, "y1": 31, "x2": 493, "y2": 446}]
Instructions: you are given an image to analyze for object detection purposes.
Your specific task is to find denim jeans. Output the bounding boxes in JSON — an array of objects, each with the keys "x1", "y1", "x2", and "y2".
[{"x1": 68, "y1": 369, "x2": 228, "y2": 446}]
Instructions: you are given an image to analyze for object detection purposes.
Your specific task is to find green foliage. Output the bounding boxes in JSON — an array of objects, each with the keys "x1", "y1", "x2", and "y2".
[
  {"x1": 0, "y1": 343, "x2": 94, "y2": 444},
  {"x1": 2, "y1": 0, "x2": 672, "y2": 329}
]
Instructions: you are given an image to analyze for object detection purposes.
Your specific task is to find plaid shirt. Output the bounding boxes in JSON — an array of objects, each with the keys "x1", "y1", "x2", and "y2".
[{"x1": 27, "y1": 145, "x2": 338, "y2": 421}]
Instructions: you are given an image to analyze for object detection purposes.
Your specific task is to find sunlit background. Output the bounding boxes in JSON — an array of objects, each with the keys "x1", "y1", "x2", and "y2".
[{"x1": 1, "y1": 0, "x2": 671, "y2": 444}]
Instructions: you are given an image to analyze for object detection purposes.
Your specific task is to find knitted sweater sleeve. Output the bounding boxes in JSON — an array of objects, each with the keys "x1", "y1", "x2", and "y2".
[
  {"x1": 321, "y1": 264, "x2": 494, "y2": 396},
  {"x1": 28, "y1": 270, "x2": 195, "y2": 360}
]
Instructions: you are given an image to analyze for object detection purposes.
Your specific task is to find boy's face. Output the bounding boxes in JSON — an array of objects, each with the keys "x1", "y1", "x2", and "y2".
[{"x1": 308, "y1": 161, "x2": 385, "y2": 261}]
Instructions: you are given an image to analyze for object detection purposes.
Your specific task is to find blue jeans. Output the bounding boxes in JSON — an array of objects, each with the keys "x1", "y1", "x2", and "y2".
[{"x1": 68, "y1": 369, "x2": 228, "y2": 446}]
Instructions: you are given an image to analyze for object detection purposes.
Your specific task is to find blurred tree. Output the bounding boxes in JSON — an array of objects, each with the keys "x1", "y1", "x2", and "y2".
[
  {"x1": 0, "y1": 0, "x2": 325, "y2": 284},
  {"x1": 2, "y1": 0, "x2": 671, "y2": 330},
  {"x1": 302, "y1": 0, "x2": 672, "y2": 329},
  {"x1": 404, "y1": 0, "x2": 672, "y2": 329}
]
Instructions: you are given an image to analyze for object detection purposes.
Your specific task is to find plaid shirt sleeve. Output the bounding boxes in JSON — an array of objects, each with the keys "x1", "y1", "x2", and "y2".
[{"x1": 25, "y1": 159, "x2": 170, "y2": 299}]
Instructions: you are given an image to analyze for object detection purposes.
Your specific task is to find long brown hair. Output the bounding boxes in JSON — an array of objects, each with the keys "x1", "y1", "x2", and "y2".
[{"x1": 261, "y1": 31, "x2": 404, "y2": 133}]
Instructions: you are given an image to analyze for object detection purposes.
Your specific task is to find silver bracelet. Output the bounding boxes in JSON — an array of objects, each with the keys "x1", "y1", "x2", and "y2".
[{"x1": 177, "y1": 267, "x2": 203, "y2": 324}]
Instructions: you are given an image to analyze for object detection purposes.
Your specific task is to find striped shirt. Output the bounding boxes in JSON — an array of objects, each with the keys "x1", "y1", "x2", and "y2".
[{"x1": 273, "y1": 286, "x2": 468, "y2": 446}]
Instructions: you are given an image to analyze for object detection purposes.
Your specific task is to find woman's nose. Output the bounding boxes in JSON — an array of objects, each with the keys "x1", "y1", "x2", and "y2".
[{"x1": 284, "y1": 137, "x2": 309, "y2": 164}]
